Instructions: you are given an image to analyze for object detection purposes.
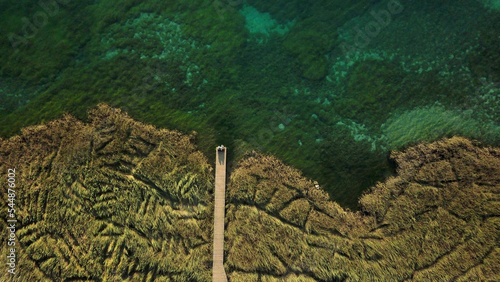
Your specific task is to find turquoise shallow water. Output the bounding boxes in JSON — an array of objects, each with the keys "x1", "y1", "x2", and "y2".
[{"x1": 1, "y1": 0, "x2": 499, "y2": 209}]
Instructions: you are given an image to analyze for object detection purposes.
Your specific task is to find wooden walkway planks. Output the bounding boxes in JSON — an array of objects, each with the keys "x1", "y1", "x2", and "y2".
[{"x1": 213, "y1": 147, "x2": 228, "y2": 281}]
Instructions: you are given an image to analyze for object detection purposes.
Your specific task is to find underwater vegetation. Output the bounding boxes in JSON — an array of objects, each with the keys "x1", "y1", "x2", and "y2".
[
  {"x1": 0, "y1": 0, "x2": 499, "y2": 210},
  {"x1": 1, "y1": 106, "x2": 499, "y2": 280},
  {"x1": 0, "y1": 0, "x2": 498, "y2": 280},
  {"x1": 382, "y1": 104, "x2": 500, "y2": 149}
]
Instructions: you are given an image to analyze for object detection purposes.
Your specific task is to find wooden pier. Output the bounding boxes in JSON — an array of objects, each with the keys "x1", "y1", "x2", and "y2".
[{"x1": 213, "y1": 146, "x2": 228, "y2": 281}]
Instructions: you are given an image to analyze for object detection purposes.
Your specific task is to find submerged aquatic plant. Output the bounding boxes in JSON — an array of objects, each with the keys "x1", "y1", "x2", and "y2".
[{"x1": 382, "y1": 104, "x2": 500, "y2": 149}]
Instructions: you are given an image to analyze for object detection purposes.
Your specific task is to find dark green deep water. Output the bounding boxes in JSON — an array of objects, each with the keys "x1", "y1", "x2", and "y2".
[{"x1": 1, "y1": 0, "x2": 499, "y2": 209}]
